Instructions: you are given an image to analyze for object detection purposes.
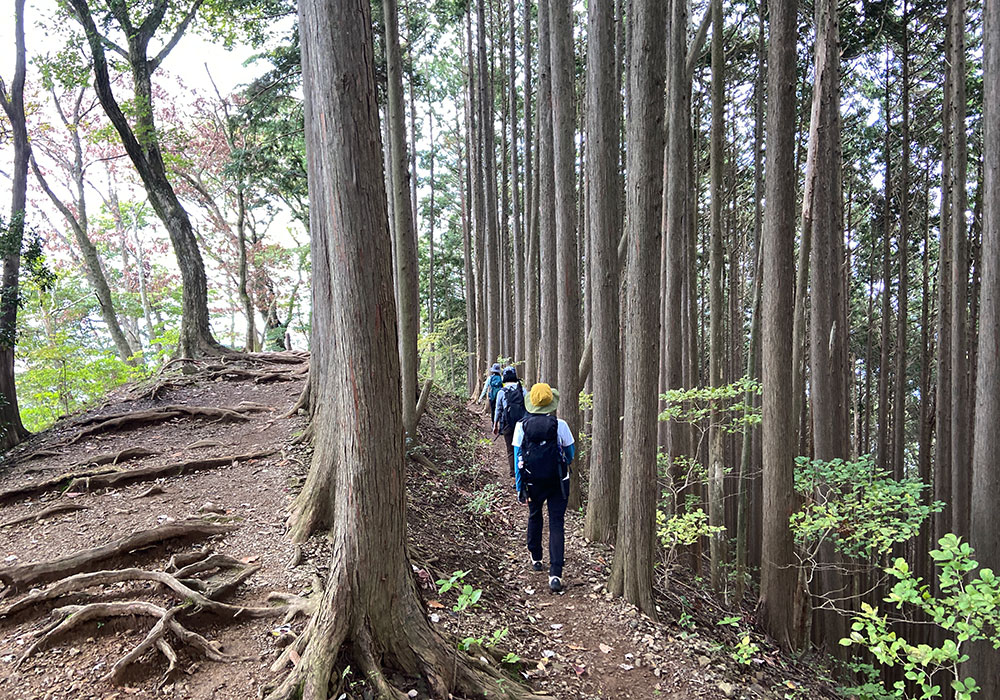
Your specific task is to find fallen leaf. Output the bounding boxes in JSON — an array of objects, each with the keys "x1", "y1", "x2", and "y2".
[
  {"x1": 567, "y1": 644, "x2": 587, "y2": 651},
  {"x1": 240, "y1": 555, "x2": 260, "y2": 564},
  {"x1": 599, "y1": 643, "x2": 613, "y2": 654},
  {"x1": 289, "y1": 649, "x2": 301, "y2": 667},
  {"x1": 427, "y1": 600, "x2": 445, "y2": 609}
]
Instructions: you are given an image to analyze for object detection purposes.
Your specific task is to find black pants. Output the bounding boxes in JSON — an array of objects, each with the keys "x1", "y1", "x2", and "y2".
[
  {"x1": 526, "y1": 479, "x2": 567, "y2": 577},
  {"x1": 502, "y1": 432, "x2": 515, "y2": 477}
]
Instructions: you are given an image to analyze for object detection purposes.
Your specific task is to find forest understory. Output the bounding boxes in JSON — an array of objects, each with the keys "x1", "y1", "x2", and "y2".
[{"x1": 0, "y1": 358, "x2": 840, "y2": 700}]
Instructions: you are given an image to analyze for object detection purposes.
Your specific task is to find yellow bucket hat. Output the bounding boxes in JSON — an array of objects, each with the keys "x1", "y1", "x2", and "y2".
[{"x1": 525, "y1": 383, "x2": 560, "y2": 414}]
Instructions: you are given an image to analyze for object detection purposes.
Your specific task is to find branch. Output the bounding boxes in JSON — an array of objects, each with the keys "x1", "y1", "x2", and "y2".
[
  {"x1": 151, "y1": 0, "x2": 205, "y2": 71},
  {"x1": 685, "y1": 5, "x2": 713, "y2": 82},
  {"x1": 29, "y1": 155, "x2": 86, "y2": 241}
]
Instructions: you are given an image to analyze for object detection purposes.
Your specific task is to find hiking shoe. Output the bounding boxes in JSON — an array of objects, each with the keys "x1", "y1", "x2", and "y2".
[
  {"x1": 531, "y1": 558, "x2": 543, "y2": 572},
  {"x1": 549, "y1": 576, "x2": 563, "y2": 592}
]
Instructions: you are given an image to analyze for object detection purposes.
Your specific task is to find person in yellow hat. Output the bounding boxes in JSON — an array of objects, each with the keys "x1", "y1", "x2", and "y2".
[{"x1": 512, "y1": 383, "x2": 575, "y2": 593}]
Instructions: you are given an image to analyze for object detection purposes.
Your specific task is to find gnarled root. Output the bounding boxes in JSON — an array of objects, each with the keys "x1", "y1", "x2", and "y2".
[
  {"x1": 0, "y1": 519, "x2": 236, "y2": 594},
  {"x1": 18, "y1": 600, "x2": 248, "y2": 684}
]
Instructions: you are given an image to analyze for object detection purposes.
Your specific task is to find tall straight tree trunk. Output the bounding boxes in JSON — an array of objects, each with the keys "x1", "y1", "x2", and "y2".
[
  {"x1": 707, "y1": 0, "x2": 726, "y2": 592},
  {"x1": 468, "y1": 11, "x2": 489, "y2": 378},
  {"x1": 583, "y1": 0, "x2": 622, "y2": 544},
  {"x1": 479, "y1": 0, "x2": 502, "y2": 364},
  {"x1": 607, "y1": 0, "x2": 666, "y2": 619},
  {"x1": 537, "y1": 0, "x2": 558, "y2": 381},
  {"x1": 0, "y1": 0, "x2": 30, "y2": 449},
  {"x1": 935, "y1": 0, "x2": 955, "y2": 553},
  {"x1": 269, "y1": 3, "x2": 529, "y2": 695},
  {"x1": 760, "y1": 0, "x2": 801, "y2": 650},
  {"x1": 878, "y1": 64, "x2": 893, "y2": 474},
  {"x1": 549, "y1": 0, "x2": 582, "y2": 508},
  {"x1": 428, "y1": 110, "x2": 437, "y2": 380},
  {"x1": 949, "y1": 0, "x2": 971, "y2": 542},
  {"x1": 461, "y1": 112, "x2": 478, "y2": 397},
  {"x1": 969, "y1": 0, "x2": 1000, "y2": 691},
  {"x1": 894, "y1": 12, "x2": 911, "y2": 481},
  {"x1": 663, "y1": 0, "x2": 689, "y2": 496},
  {"x1": 67, "y1": 0, "x2": 225, "y2": 359},
  {"x1": 384, "y1": 0, "x2": 420, "y2": 436},
  {"x1": 523, "y1": 0, "x2": 536, "y2": 376},
  {"x1": 803, "y1": 0, "x2": 849, "y2": 653},
  {"x1": 510, "y1": 0, "x2": 523, "y2": 363},
  {"x1": 916, "y1": 160, "x2": 934, "y2": 592}
]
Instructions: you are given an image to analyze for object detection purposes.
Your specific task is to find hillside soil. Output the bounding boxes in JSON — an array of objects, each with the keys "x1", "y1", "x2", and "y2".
[{"x1": 0, "y1": 356, "x2": 842, "y2": 699}]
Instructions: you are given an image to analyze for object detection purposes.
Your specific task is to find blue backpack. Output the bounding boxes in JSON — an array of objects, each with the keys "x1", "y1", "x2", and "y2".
[{"x1": 488, "y1": 374, "x2": 503, "y2": 403}]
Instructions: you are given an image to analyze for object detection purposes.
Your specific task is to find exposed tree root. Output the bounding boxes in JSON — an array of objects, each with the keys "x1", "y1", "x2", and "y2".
[
  {"x1": 134, "y1": 485, "x2": 166, "y2": 498},
  {"x1": 290, "y1": 422, "x2": 314, "y2": 446},
  {"x1": 69, "y1": 405, "x2": 258, "y2": 444},
  {"x1": 1, "y1": 546, "x2": 311, "y2": 685},
  {"x1": 77, "y1": 447, "x2": 156, "y2": 468},
  {"x1": 186, "y1": 438, "x2": 223, "y2": 449},
  {"x1": 0, "y1": 519, "x2": 236, "y2": 594},
  {"x1": 0, "y1": 466, "x2": 120, "y2": 505},
  {"x1": 414, "y1": 378, "x2": 433, "y2": 427},
  {"x1": 0, "y1": 502, "x2": 88, "y2": 529},
  {"x1": 18, "y1": 449, "x2": 63, "y2": 462},
  {"x1": 64, "y1": 450, "x2": 276, "y2": 494},
  {"x1": 283, "y1": 381, "x2": 311, "y2": 419}
]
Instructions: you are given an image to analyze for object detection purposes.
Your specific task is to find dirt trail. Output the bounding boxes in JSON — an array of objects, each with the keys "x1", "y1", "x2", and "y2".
[{"x1": 0, "y1": 364, "x2": 839, "y2": 699}]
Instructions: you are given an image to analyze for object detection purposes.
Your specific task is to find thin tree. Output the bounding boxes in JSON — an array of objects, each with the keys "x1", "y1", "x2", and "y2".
[
  {"x1": 583, "y1": 0, "x2": 622, "y2": 544},
  {"x1": 760, "y1": 0, "x2": 802, "y2": 650},
  {"x1": 510, "y1": 0, "x2": 523, "y2": 362},
  {"x1": 949, "y1": 0, "x2": 972, "y2": 541},
  {"x1": 478, "y1": 0, "x2": 502, "y2": 364},
  {"x1": 894, "y1": 6, "x2": 911, "y2": 482},
  {"x1": 607, "y1": 0, "x2": 666, "y2": 618},
  {"x1": 707, "y1": 0, "x2": 726, "y2": 591},
  {"x1": 66, "y1": 0, "x2": 227, "y2": 358},
  {"x1": 384, "y1": 0, "x2": 421, "y2": 436},
  {"x1": 0, "y1": 0, "x2": 31, "y2": 450},
  {"x1": 549, "y1": 0, "x2": 582, "y2": 507},
  {"x1": 537, "y1": 0, "x2": 558, "y2": 381}
]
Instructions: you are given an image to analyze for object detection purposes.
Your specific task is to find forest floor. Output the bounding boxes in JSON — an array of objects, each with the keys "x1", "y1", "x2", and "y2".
[{"x1": 0, "y1": 356, "x2": 843, "y2": 700}]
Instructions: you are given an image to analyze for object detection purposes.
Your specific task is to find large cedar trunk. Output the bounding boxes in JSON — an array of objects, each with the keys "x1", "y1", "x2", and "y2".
[
  {"x1": 272, "y1": 3, "x2": 535, "y2": 697},
  {"x1": 759, "y1": 0, "x2": 802, "y2": 651},
  {"x1": 583, "y1": 0, "x2": 623, "y2": 544},
  {"x1": 0, "y1": 0, "x2": 31, "y2": 451},
  {"x1": 969, "y1": 0, "x2": 1000, "y2": 691},
  {"x1": 479, "y1": 0, "x2": 502, "y2": 364},
  {"x1": 803, "y1": 0, "x2": 849, "y2": 654},
  {"x1": 607, "y1": 0, "x2": 666, "y2": 618}
]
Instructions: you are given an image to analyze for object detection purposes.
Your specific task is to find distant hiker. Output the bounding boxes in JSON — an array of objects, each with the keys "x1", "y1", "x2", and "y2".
[
  {"x1": 477, "y1": 363, "x2": 504, "y2": 419},
  {"x1": 513, "y1": 383, "x2": 575, "y2": 593},
  {"x1": 493, "y1": 366, "x2": 527, "y2": 485}
]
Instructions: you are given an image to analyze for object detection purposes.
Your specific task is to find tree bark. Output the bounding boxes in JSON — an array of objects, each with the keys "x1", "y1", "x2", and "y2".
[
  {"x1": 0, "y1": 0, "x2": 30, "y2": 450},
  {"x1": 384, "y1": 0, "x2": 421, "y2": 437},
  {"x1": 583, "y1": 0, "x2": 622, "y2": 544},
  {"x1": 707, "y1": 0, "x2": 726, "y2": 592},
  {"x1": 479, "y1": 0, "x2": 502, "y2": 364},
  {"x1": 549, "y1": 0, "x2": 582, "y2": 509},
  {"x1": 510, "y1": 0, "x2": 523, "y2": 364},
  {"x1": 969, "y1": 0, "x2": 1000, "y2": 691},
  {"x1": 894, "y1": 15, "x2": 911, "y2": 482},
  {"x1": 607, "y1": 0, "x2": 666, "y2": 619},
  {"x1": 537, "y1": 0, "x2": 558, "y2": 382},
  {"x1": 760, "y1": 0, "x2": 801, "y2": 650},
  {"x1": 803, "y1": 0, "x2": 849, "y2": 654},
  {"x1": 949, "y1": 0, "x2": 971, "y2": 542}
]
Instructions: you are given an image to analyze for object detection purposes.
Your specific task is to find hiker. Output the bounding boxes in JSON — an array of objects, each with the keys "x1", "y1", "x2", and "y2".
[
  {"x1": 513, "y1": 383, "x2": 575, "y2": 593},
  {"x1": 493, "y1": 366, "x2": 527, "y2": 485},
  {"x1": 477, "y1": 363, "x2": 504, "y2": 419}
]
